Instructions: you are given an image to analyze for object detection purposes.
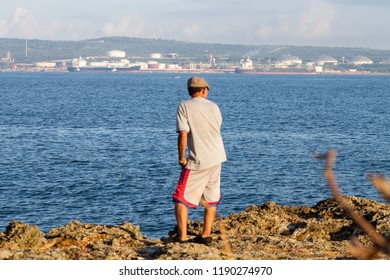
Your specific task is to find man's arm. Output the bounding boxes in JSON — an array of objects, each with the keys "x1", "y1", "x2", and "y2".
[{"x1": 178, "y1": 130, "x2": 188, "y2": 167}]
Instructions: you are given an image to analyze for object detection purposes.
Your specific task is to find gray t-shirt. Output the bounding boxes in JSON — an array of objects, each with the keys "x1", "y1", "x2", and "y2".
[{"x1": 176, "y1": 97, "x2": 227, "y2": 170}]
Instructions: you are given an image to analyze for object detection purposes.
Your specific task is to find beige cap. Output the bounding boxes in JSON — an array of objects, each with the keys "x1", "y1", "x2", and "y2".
[{"x1": 187, "y1": 76, "x2": 210, "y2": 90}]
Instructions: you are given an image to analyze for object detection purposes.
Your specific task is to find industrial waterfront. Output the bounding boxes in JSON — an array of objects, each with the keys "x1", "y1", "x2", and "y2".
[{"x1": 1, "y1": 37, "x2": 390, "y2": 74}]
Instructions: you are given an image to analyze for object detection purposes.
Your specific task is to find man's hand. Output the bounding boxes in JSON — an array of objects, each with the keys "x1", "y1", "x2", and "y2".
[{"x1": 179, "y1": 158, "x2": 187, "y2": 167}]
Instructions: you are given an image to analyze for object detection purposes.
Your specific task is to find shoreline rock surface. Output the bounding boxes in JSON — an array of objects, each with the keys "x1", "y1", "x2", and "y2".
[{"x1": 1, "y1": 196, "x2": 389, "y2": 260}]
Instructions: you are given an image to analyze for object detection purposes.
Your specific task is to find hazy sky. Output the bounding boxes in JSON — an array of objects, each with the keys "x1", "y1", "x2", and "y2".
[{"x1": 1, "y1": 0, "x2": 389, "y2": 49}]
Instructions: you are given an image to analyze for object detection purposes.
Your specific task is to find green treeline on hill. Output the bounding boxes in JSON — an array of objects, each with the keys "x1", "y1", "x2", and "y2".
[{"x1": 1, "y1": 36, "x2": 390, "y2": 65}]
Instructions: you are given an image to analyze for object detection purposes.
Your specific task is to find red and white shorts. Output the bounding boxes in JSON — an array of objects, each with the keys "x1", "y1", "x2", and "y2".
[{"x1": 172, "y1": 164, "x2": 222, "y2": 208}]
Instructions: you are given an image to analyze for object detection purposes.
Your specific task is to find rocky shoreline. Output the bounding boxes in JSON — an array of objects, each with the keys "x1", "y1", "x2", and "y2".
[{"x1": 1, "y1": 196, "x2": 389, "y2": 260}]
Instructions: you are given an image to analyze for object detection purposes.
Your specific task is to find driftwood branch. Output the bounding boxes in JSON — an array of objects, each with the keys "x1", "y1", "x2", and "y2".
[
  {"x1": 201, "y1": 199, "x2": 234, "y2": 260},
  {"x1": 316, "y1": 149, "x2": 390, "y2": 259},
  {"x1": 368, "y1": 174, "x2": 390, "y2": 201}
]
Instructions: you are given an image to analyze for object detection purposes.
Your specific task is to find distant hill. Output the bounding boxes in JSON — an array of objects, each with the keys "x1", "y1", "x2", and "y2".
[{"x1": 1, "y1": 36, "x2": 390, "y2": 64}]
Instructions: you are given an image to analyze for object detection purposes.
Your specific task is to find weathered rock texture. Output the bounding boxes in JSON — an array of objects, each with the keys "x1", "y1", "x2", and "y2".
[{"x1": 1, "y1": 196, "x2": 389, "y2": 260}]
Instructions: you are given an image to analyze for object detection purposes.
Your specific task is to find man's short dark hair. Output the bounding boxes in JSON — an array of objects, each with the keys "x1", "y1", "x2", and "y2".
[{"x1": 188, "y1": 87, "x2": 205, "y2": 96}]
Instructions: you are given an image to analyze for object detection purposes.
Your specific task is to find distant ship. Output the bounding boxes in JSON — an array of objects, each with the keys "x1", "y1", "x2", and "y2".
[
  {"x1": 234, "y1": 67, "x2": 316, "y2": 75},
  {"x1": 235, "y1": 57, "x2": 316, "y2": 75},
  {"x1": 68, "y1": 56, "x2": 141, "y2": 73},
  {"x1": 67, "y1": 65, "x2": 141, "y2": 72}
]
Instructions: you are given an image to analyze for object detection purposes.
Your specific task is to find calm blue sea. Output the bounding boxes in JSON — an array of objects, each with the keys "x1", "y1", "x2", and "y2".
[{"x1": 0, "y1": 72, "x2": 389, "y2": 238}]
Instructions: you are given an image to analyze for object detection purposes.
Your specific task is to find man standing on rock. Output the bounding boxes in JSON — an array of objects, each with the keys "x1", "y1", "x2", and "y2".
[{"x1": 171, "y1": 76, "x2": 227, "y2": 245}]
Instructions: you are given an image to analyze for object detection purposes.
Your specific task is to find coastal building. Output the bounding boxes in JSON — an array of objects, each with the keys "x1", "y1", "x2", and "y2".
[
  {"x1": 0, "y1": 51, "x2": 16, "y2": 70},
  {"x1": 147, "y1": 61, "x2": 159, "y2": 69},
  {"x1": 1, "y1": 51, "x2": 14, "y2": 63},
  {"x1": 34, "y1": 61, "x2": 57, "y2": 68},
  {"x1": 166, "y1": 53, "x2": 179, "y2": 59},
  {"x1": 166, "y1": 63, "x2": 179, "y2": 70},
  {"x1": 379, "y1": 58, "x2": 390, "y2": 64}
]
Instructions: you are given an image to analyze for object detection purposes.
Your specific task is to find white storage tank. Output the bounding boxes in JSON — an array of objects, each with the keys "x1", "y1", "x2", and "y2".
[
  {"x1": 315, "y1": 55, "x2": 338, "y2": 66},
  {"x1": 348, "y1": 55, "x2": 373, "y2": 65},
  {"x1": 106, "y1": 50, "x2": 126, "y2": 58},
  {"x1": 150, "y1": 53, "x2": 163, "y2": 59}
]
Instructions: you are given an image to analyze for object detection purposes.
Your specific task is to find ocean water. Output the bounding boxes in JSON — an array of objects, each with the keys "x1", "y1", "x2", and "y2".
[{"x1": 0, "y1": 72, "x2": 389, "y2": 238}]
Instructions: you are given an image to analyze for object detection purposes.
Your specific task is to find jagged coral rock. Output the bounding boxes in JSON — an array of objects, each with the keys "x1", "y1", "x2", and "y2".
[
  {"x1": 0, "y1": 221, "x2": 46, "y2": 249},
  {"x1": 0, "y1": 197, "x2": 389, "y2": 260}
]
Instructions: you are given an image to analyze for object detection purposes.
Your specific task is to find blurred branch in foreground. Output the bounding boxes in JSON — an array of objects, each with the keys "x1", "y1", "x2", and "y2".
[
  {"x1": 315, "y1": 149, "x2": 390, "y2": 259},
  {"x1": 369, "y1": 174, "x2": 390, "y2": 201},
  {"x1": 201, "y1": 199, "x2": 234, "y2": 260}
]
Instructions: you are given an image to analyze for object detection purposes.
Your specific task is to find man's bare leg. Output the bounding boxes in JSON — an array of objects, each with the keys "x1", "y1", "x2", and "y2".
[
  {"x1": 175, "y1": 203, "x2": 188, "y2": 241},
  {"x1": 202, "y1": 206, "x2": 216, "y2": 238}
]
